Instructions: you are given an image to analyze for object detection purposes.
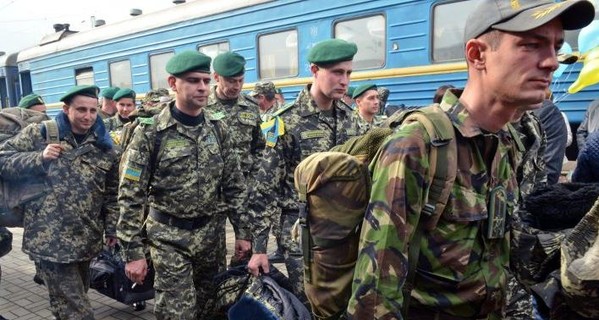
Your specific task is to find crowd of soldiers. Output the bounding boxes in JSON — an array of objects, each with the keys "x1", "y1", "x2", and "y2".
[{"x1": 0, "y1": 0, "x2": 597, "y2": 319}]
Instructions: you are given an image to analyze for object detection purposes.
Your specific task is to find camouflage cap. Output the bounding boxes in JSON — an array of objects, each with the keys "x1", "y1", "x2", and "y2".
[
  {"x1": 213, "y1": 52, "x2": 246, "y2": 77},
  {"x1": 60, "y1": 85, "x2": 100, "y2": 103},
  {"x1": 166, "y1": 50, "x2": 211, "y2": 76},
  {"x1": 249, "y1": 81, "x2": 276, "y2": 97},
  {"x1": 352, "y1": 83, "x2": 377, "y2": 99},
  {"x1": 112, "y1": 88, "x2": 136, "y2": 101},
  {"x1": 18, "y1": 93, "x2": 45, "y2": 109},
  {"x1": 308, "y1": 39, "x2": 358, "y2": 65},
  {"x1": 99, "y1": 87, "x2": 120, "y2": 99},
  {"x1": 143, "y1": 88, "x2": 170, "y2": 103},
  {"x1": 464, "y1": 0, "x2": 595, "y2": 42}
]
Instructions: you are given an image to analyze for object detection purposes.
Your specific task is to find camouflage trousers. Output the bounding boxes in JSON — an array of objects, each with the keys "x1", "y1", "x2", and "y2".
[
  {"x1": 505, "y1": 272, "x2": 533, "y2": 319},
  {"x1": 146, "y1": 214, "x2": 227, "y2": 319},
  {"x1": 38, "y1": 259, "x2": 94, "y2": 320},
  {"x1": 280, "y1": 209, "x2": 309, "y2": 308}
]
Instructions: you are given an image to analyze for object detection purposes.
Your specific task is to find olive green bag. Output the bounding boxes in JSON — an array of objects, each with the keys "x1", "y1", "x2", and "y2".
[{"x1": 294, "y1": 105, "x2": 456, "y2": 320}]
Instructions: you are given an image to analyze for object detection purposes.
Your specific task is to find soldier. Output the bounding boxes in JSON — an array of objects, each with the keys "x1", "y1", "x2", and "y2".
[
  {"x1": 99, "y1": 86, "x2": 120, "y2": 119},
  {"x1": 104, "y1": 88, "x2": 136, "y2": 133},
  {"x1": 0, "y1": 85, "x2": 119, "y2": 319},
  {"x1": 247, "y1": 38, "x2": 360, "y2": 304},
  {"x1": 346, "y1": 1, "x2": 594, "y2": 319},
  {"x1": 117, "y1": 51, "x2": 248, "y2": 319},
  {"x1": 205, "y1": 51, "x2": 263, "y2": 265},
  {"x1": 17, "y1": 93, "x2": 46, "y2": 113},
  {"x1": 353, "y1": 83, "x2": 382, "y2": 134},
  {"x1": 275, "y1": 88, "x2": 285, "y2": 106},
  {"x1": 141, "y1": 88, "x2": 171, "y2": 109},
  {"x1": 249, "y1": 81, "x2": 279, "y2": 121}
]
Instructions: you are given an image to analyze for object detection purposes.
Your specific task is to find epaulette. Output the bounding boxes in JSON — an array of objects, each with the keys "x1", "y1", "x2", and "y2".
[
  {"x1": 272, "y1": 102, "x2": 294, "y2": 117},
  {"x1": 242, "y1": 93, "x2": 259, "y2": 106}
]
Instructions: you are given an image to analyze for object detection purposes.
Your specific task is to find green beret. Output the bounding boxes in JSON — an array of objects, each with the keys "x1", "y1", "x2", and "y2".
[
  {"x1": 352, "y1": 84, "x2": 377, "y2": 99},
  {"x1": 346, "y1": 86, "x2": 356, "y2": 97},
  {"x1": 112, "y1": 88, "x2": 136, "y2": 101},
  {"x1": 166, "y1": 51, "x2": 211, "y2": 76},
  {"x1": 99, "y1": 87, "x2": 120, "y2": 99},
  {"x1": 276, "y1": 88, "x2": 283, "y2": 95},
  {"x1": 213, "y1": 52, "x2": 246, "y2": 77},
  {"x1": 308, "y1": 39, "x2": 358, "y2": 65},
  {"x1": 60, "y1": 85, "x2": 100, "y2": 103},
  {"x1": 18, "y1": 93, "x2": 45, "y2": 109}
]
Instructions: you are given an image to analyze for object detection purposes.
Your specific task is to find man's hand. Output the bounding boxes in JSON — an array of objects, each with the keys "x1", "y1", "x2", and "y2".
[
  {"x1": 42, "y1": 144, "x2": 63, "y2": 161},
  {"x1": 248, "y1": 253, "x2": 269, "y2": 276},
  {"x1": 235, "y1": 239, "x2": 251, "y2": 261},
  {"x1": 125, "y1": 259, "x2": 148, "y2": 284},
  {"x1": 105, "y1": 236, "x2": 118, "y2": 247}
]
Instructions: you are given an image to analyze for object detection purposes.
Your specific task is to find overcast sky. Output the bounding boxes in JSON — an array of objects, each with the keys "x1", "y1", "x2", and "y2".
[{"x1": 0, "y1": 0, "x2": 184, "y2": 54}]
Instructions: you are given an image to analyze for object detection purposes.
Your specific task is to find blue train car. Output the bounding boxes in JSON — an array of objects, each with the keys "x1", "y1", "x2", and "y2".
[{"x1": 13, "y1": 0, "x2": 599, "y2": 122}]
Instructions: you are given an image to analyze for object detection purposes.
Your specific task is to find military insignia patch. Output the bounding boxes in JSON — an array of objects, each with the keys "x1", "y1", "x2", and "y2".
[
  {"x1": 300, "y1": 130, "x2": 327, "y2": 140},
  {"x1": 239, "y1": 112, "x2": 255, "y2": 120},
  {"x1": 123, "y1": 167, "x2": 142, "y2": 181},
  {"x1": 261, "y1": 116, "x2": 285, "y2": 147}
]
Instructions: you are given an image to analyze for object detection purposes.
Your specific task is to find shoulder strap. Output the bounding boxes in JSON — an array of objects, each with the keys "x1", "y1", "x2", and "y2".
[
  {"x1": 42, "y1": 120, "x2": 60, "y2": 144},
  {"x1": 400, "y1": 105, "x2": 457, "y2": 318},
  {"x1": 209, "y1": 119, "x2": 224, "y2": 150}
]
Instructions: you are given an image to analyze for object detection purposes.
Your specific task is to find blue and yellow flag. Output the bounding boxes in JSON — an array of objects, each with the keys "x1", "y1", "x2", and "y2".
[{"x1": 260, "y1": 116, "x2": 285, "y2": 147}]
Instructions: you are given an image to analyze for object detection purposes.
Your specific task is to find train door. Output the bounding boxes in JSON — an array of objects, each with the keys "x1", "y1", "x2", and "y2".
[
  {"x1": 0, "y1": 77, "x2": 7, "y2": 108},
  {"x1": 20, "y1": 71, "x2": 32, "y2": 96}
]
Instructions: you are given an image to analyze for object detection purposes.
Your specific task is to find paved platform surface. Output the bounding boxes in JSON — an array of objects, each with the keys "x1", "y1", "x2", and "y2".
[{"x1": 0, "y1": 222, "x2": 269, "y2": 319}]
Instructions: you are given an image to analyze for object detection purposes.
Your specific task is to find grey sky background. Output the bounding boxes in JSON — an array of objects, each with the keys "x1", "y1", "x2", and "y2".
[{"x1": 0, "y1": 0, "x2": 184, "y2": 55}]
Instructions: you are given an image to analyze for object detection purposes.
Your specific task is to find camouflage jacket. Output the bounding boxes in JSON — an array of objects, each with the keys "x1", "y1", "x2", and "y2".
[
  {"x1": 347, "y1": 95, "x2": 520, "y2": 319},
  {"x1": 205, "y1": 86, "x2": 265, "y2": 181},
  {"x1": 0, "y1": 123, "x2": 119, "y2": 263},
  {"x1": 356, "y1": 113, "x2": 383, "y2": 135},
  {"x1": 117, "y1": 103, "x2": 248, "y2": 262},
  {"x1": 249, "y1": 84, "x2": 360, "y2": 253},
  {"x1": 103, "y1": 114, "x2": 128, "y2": 133},
  {"x1": 512, "y1": 111, "x2": 547, "y2": 202}
]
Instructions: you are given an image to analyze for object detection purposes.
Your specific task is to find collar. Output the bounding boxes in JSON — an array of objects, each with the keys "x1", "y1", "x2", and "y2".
[{"x1": 296, "y1": 84, "x2": 352, "y2": 118}]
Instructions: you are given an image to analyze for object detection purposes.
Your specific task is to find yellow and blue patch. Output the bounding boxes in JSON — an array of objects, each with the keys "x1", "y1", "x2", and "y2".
[
  {"x1": 123, "y1": 166, "x2": 142, "y2": 181},
  {"x1": 260, "y1": 116, "x2": 285, "y2": 147}
]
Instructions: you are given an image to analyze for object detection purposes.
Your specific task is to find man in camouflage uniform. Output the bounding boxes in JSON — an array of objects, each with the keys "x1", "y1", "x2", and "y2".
[
  {"x1": 118, "y1": 51, "x2": 248, "y2": 319},
  {"x1": 104, "y1": 88, "x2": 136, "y2": 133},
  {"x1": 0, "y1": 85, "x2": 119, "y2": 319},
  {"x1": 353, "y1": 83, "x2": 382, "y2": 134},
  {"x1": 98, "y1": 86, "x2": 120, "y2": 119},
  {"x1": 346, "y1": 1, "x2": 593, "y2": 319},
  {"x1": 247, "y1": 38, "x2": 360, "y2": 305},
  {"x1": 250, "y1": 81, "x2": 279, "y2": 122},
  {"x1": 205, "y1": 51, "x2": 264, "y2": 264}
]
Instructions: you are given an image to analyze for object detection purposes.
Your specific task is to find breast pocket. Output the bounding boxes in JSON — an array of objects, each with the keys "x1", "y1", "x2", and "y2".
[
  {"x1": 81, "y1": 156, "x2": 113, "y2": 193},
  {"x1": 158, "y1": 148, "x2": 195, "y2": 175},
  {"x1": 299, "y1": 130, "x2": 329, "y2": 159}
]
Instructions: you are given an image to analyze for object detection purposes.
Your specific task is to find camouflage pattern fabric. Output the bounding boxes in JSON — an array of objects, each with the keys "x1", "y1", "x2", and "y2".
[
  {"x1": 504, "y1": 111, "x2": 547, "y2": 319},
  {"x1": 39, "y1": 260, "x2": 94, "y2": 320},
  {"x1": 355, "y1": 113, "x2": 383, "y2": 135},
  {"x1": 249, "y1": 84, "x2": 360, "y2": 304},
  {"x1": 117, "y1": 103, "x2": 247, "y2": 316},
  {"x1": 103, "y1": 114, "x2": 128, "y2": 133},
  {"x1": 205, "y1": 86, "x2": 264, "y2": 244},
  {"x1": 146, "y1": 215, "x2": 227, "y2": 319},
  {"x1": 346, "y1": 94, "x2": 520, "y2": 319},
  {"x1": 0, "y1": 123, "x2": 119, "y2": 263}
]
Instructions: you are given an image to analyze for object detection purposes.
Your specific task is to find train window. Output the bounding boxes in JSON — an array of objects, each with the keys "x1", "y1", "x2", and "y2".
[
  {"x1": 150, "y1": 52, "x2": 174, "y2": 89},
  {"x1": 109, "y1": 60, "x2": 132, "y2": 88},
  {"x1": 199, "y1": 42, "x2": 230, "y2": 59},
  {"x1": 75, "y1": 67, "x2": 94, "y2": 86},
  {"x1": 199, "y1": 42, "x2": 230, "y2": 73},
  {"x1": 334, "y1": 15, "x2": 385, "y2": 69},
  {"x1": 432, "y1": 0, "x2": 483, "y2": 62},
  {"x1": 258, "y1": 29, "x2": 298, "y2": 79}
]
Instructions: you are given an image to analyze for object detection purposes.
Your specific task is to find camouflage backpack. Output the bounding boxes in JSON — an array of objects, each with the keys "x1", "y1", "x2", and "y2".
[
  {"x1": 293, "y1": 105, "x2": 457, "y2": 320},
  {"x1": 0, "y1": 111, "x2": 56, "y2": 227}
]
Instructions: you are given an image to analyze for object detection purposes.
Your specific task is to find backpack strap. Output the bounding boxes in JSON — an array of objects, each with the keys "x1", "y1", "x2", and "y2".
[
  {"x1": 399, "y1": 105, "x2": 457, "y2": 318},
  {"x1": 42, "y1": 120, "x2": 60, "y2": 144}
]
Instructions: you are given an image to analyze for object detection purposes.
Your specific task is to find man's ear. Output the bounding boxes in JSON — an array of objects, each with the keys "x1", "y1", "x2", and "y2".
[
  {"x1": 167, "y1": 76, "x2": 177, "y2": 91},
  {"x1": 465, "y1": 39, "x2": 488, "y2": 70}
]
